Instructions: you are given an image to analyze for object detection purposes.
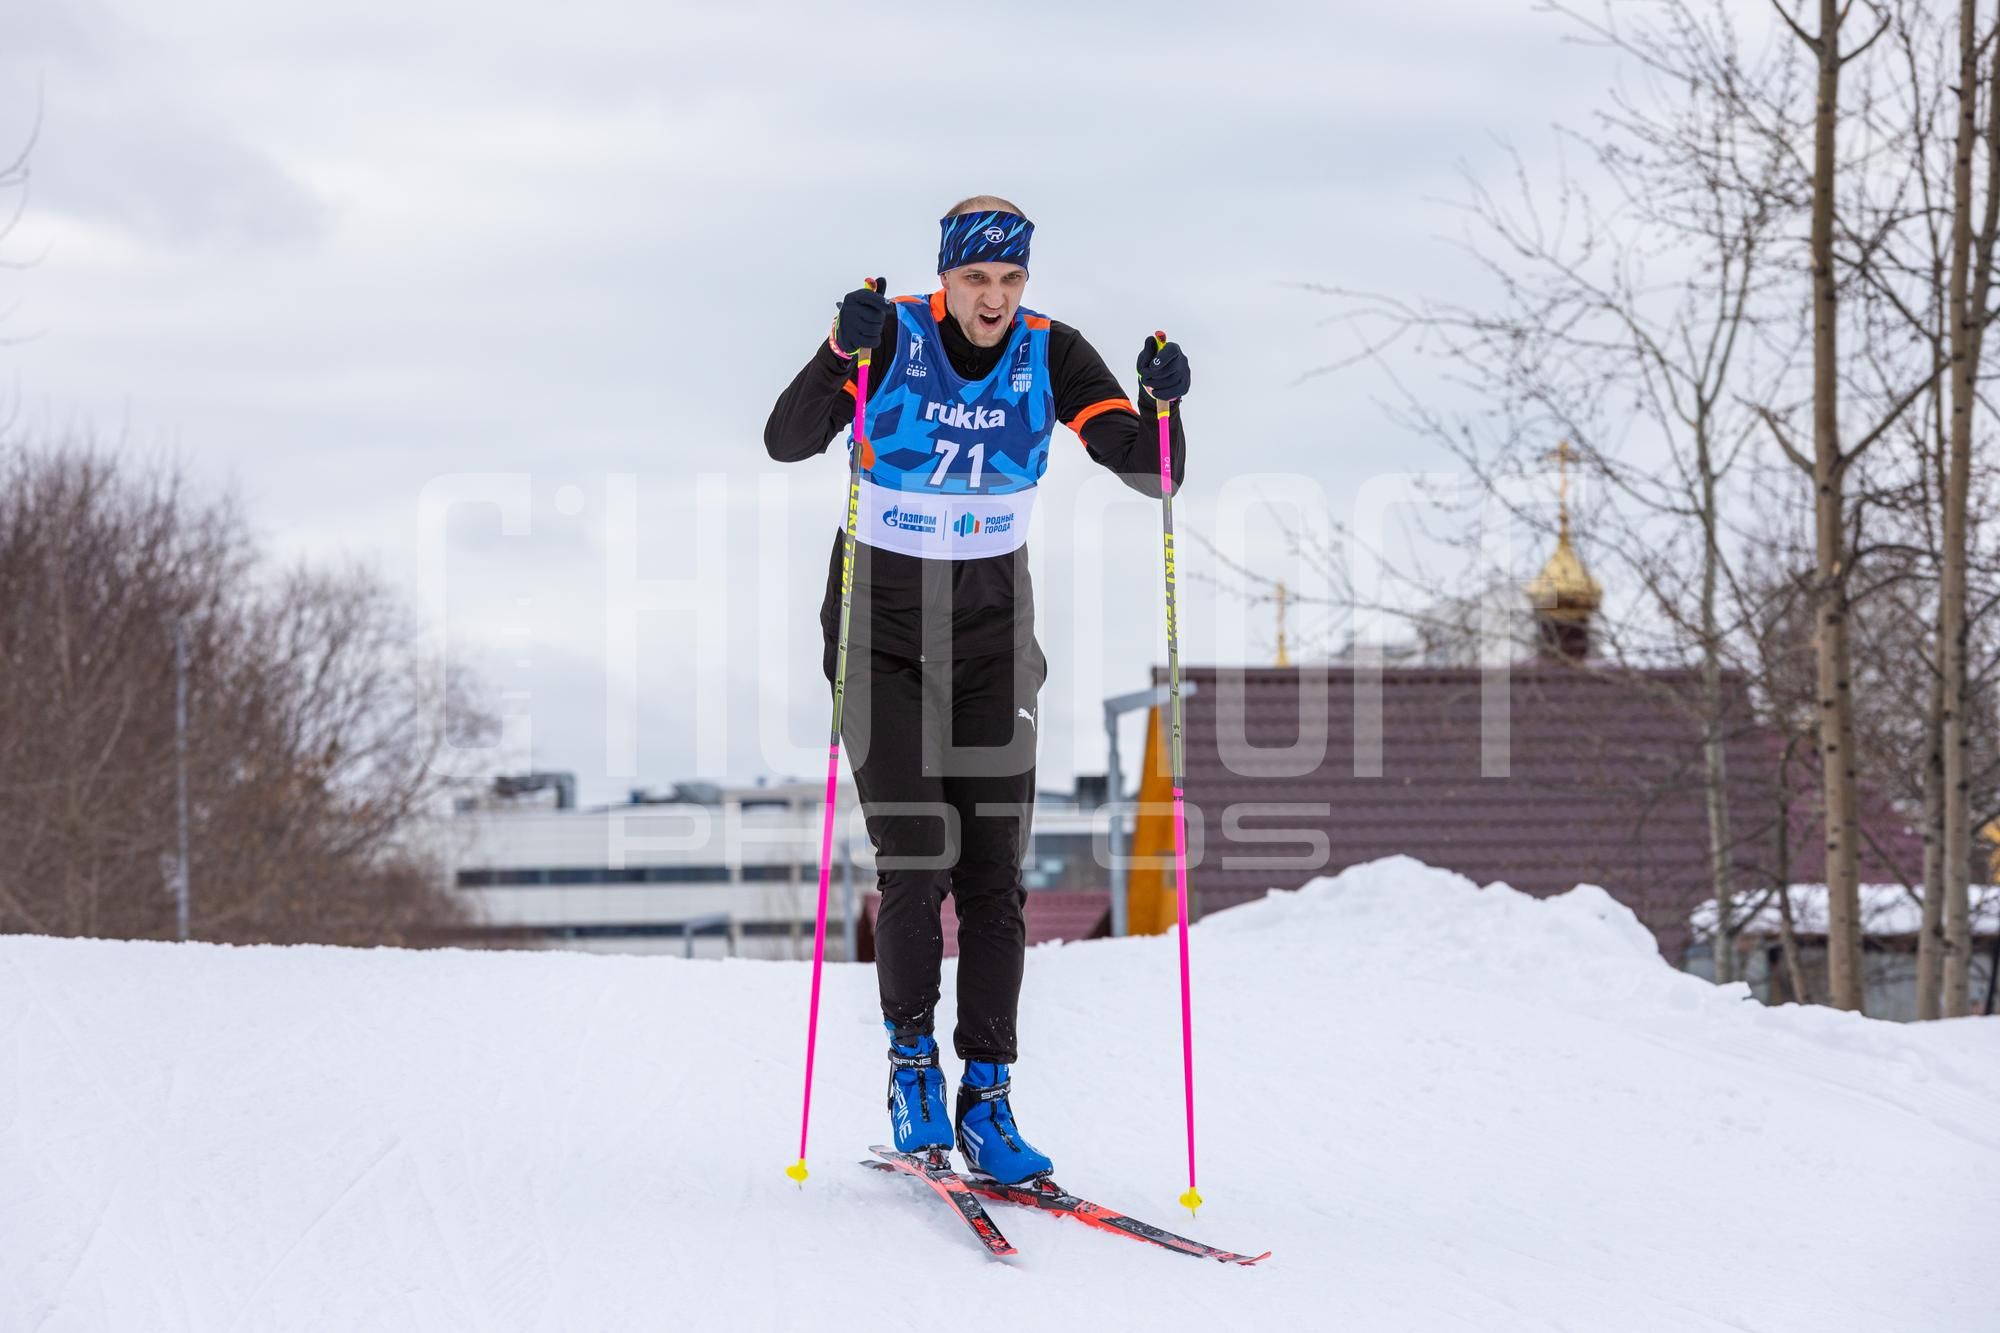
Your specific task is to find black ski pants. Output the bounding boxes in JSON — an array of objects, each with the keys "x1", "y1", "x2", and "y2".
[{"x1": 824, "y1": 639, "x2": 1044, "y2": 1064}]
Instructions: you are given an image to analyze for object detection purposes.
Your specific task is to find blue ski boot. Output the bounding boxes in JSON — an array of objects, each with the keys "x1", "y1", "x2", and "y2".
[
  {"x1": 886, "y1": 1026, "x2": 953, "y2": 1155},
  {"x1": 955, "y1": 1061, "x2": 1054, "y2": 1184}
]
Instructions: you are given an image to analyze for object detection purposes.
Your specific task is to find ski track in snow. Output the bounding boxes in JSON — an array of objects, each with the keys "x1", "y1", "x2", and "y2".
[
  {"x1": 223, "y1": 1137, "x2": 404, "y2": 1333},
  {"x1": 2, "y1": 855, "x2": 1996, "y2": 1332}
]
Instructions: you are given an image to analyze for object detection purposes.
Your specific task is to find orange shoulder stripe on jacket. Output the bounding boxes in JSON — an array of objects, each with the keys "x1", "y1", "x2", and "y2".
[
  {"x1": 1065, "y1": 396, "x2": 1140, "y2": 435},
  {"x1": 891, "y1": 295, "x2": 925, "y2": 305},
  {"x1": 1023, "y1": 314, "x2": 1051, "y2": 330},
  {"x1": 929, "y1": 290, "x2": 947, "y2": 321}
]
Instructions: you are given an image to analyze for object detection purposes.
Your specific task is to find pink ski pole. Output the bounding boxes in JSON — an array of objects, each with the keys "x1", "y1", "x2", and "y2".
[
  {"x1": 1149, "y1": 332, "x2": 1201, "y2": 1217},
  {"x1": 786, "y1": 283, "x2": 878, "y2": 1187}
]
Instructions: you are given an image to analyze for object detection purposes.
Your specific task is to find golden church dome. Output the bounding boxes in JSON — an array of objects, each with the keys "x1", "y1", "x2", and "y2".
[
  {"x1": 1526, "y1": 441, "x2": 1601, "y2": 662},
  {"x1": 1526, "y1": 522, "x2": 1602, "y2": 622}
]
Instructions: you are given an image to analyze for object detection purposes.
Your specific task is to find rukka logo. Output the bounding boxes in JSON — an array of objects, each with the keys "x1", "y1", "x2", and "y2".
[{"x1": 921, "y1": 401, "x2": 1007, "y2": 430}]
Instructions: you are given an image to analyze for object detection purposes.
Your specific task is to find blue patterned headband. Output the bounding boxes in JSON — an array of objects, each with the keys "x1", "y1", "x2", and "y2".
[{"x1": 937, "y1": 210, "x2": 1033, "y2": 275}]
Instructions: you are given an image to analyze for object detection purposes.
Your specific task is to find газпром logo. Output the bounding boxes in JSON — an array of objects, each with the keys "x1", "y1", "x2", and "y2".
[{"x1": 882, "y1": 506, "x2": 938, "y2": 534}]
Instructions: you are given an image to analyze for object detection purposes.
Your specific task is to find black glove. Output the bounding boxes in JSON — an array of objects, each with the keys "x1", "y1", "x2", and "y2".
[
  {"x1": 1137, "y1": 335, "x2": 1190, "y2": 402},
  {"x1": 829, "y1": 278, "x2": 889, "y2": 359}
]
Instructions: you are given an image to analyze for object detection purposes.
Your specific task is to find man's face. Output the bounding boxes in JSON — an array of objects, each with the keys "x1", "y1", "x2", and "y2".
[{"x1": 940, "y1": 262, "x2": 1027, "y2": 348}]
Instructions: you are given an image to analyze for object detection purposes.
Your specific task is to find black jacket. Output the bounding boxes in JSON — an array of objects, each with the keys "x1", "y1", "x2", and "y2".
[{"x1": 763, "y1": 296, "x2": 1187, "y2": 659}]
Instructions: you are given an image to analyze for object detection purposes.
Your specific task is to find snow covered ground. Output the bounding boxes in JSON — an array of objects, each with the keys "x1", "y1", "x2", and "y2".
[{"x1": 5, "y1": 856, "x2": 1997, "y2": 1332}]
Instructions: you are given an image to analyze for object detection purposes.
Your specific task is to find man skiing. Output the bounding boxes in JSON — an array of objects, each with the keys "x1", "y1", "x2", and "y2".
[{"x1": 764, "y1": 196, "x2": 1189, "y2": 1185}]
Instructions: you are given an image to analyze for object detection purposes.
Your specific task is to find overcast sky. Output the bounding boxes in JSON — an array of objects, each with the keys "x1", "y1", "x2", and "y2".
[{"x1": 3, "y1": 0, "x2": 1639, "y2": 805}]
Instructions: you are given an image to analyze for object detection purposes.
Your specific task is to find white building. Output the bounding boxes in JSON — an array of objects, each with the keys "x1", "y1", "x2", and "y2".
[
  {"x1": 1687, "y1": 884, "x2": 2000, "y2": 1019},
  {"x1": 444, "y1": 777, "x2": 1108, "y2": 959}
]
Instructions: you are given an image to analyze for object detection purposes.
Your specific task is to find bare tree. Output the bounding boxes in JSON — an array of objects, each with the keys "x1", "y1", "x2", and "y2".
[
  {"x1": 1933, "y1": 0, "x2": 2000, "y2": 1014},
  {"x1": 1748, "y1": 0, "x2": 1899, "y2": 1010},
  {"x1": 1297, "y1": 0, "x2": 2000, "y2": 1019},
  {"x1": 1787, "y1": 0, "x2": 2000, "y2": 1015},
  {"x1": 0, "y1": 102, "x2": 36, "y2": 436},
  {"x1": 0, "y1": 441, "x2": 495, "y2": 946},
  {"x1": 1312, "y1": 0, "x2": 1809, "y2": 982}
]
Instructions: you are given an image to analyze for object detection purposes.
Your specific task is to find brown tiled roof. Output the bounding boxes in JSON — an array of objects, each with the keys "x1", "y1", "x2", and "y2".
[
  {"x1": 1146, "y1": 664, "x2": 1919, "y2": 959},
  {"x1": 857, "y1": 889, "x2": 1108, "y2": 963}
]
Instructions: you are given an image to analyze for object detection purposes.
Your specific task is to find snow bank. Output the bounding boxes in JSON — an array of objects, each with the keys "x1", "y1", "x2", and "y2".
[{"x1": 4, "y1": 856, "x2": 1996, "y2": 1332}]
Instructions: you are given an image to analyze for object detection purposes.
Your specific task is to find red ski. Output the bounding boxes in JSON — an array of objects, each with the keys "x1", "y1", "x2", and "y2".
[
  {"x1": 862, "y1": 1146, "x2": 1017, "y2": 1258},
  {"x1": 964, "y1": 1176, "x2": 1270, "y2": 1266}
]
